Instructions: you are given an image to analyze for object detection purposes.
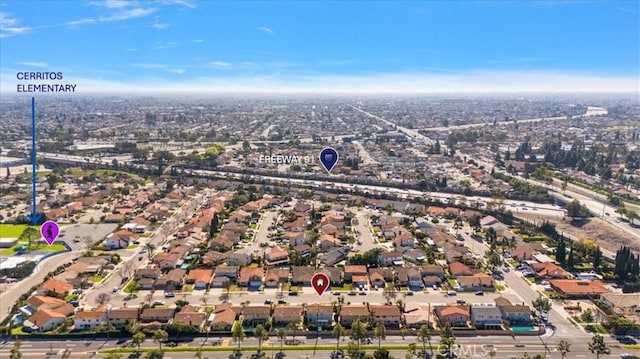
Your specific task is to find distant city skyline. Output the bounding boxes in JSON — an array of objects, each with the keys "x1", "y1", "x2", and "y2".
[{"x1": 1, "y1": 0, "x2": 638, "y2": 93}]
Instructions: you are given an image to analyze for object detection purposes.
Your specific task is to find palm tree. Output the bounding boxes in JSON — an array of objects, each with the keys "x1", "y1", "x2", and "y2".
[
  {"x1": 277, "y1": 329, "x2": 286, "y2": 352},
  {"x1": 417, "y1": 324, "x2": 433, "y2": 356},
  {"x1": 152, "y1": 329, "x2": 168, "y2": 351},
  {"x1": 556, "y1": 339, "x2": 571, "y2": 359},
  {"x1": 287, "y1": 320, "x2": 300, "y2": 343},
  {"x1": 332, "y1": 323, "x2": 346, "y2": 352},
  {"x1": 10, "y1": 339, "x2": 22, "y2": 359},
  {"x1": 145, "y1": 243, "x2": 156, "y2": 261},
  {"x1": 350, "y1": 319, "x2": 367, "y2": 352},
  {"x1": 254, "y1": 324, "x2": 267, "y2": 353},
  {"x1": 373, "y1": 320, "x2": 386, "y2": 350}
]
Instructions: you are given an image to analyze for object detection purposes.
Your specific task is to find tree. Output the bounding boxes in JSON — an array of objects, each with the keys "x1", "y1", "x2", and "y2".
[
  {"x1": 152, "y1": 329, "x2": 168, "y2": 351},
  {"x1": 485, "y1": 248, "x2": 502, "y2": 272},
  {"x1": 555, "y1": 239, "x2": 566, "y2": 265},
  {"x1": 254, "y1": 324, "x2": 267, "y2": 353},
  {"x1": 588, "y1": 334, "x2": 610, "y2": 359},
  {"x1": 231, "y1": 320, "x2": 245, "y2": 351},
  {"x1": 593, "y1": 246, "x2": 603, "y2": 271},
  {"x1": 383, "y1": 284, "x2": 397, "y2": 304},
  {"x1": 96, "y1": 293, "x2": 111, "y2": 305},
  {"x1": 350, "y1": 318, "x2": 367, "y2": 351},
  {"x1": 440, "y1": 324, "x2": 456, "y2": 359},
  {"x1": 132, "y1": 331, "x2": 146, "y2": 352},
  {"x1": 556, "y1": 339, "x2": 571, "y2": 359},
  {"x1": 332, "y1": 323, "x2": 346, "y2": 352},
  {"x1": 567, "y1": 242, "x2": 575, "y2": 269},
  {"x1": 145, "y1": 243, "x2": 156, "y2": 261},
  {"x1": 287, "y1": 320, "x2": 300, "y2": 343},
  {"x1": 532, "y1": 295, "x2": 552, "y2": 316},
  {"x1": 9, "y1": 339, "x2": 22, "y2": 359},
  {"x1": 21, "y1": 227, "x2": 39, "y2": 250},
  {"x1": 373, "y1": 320, "x2": 386, "y2": 350},
  {"x1": 277, "y1": 328, "x2": 286, "y2": 352},
  {"x1": 417, "y1": 324, "x2": 432, "y2": 356},
  {"x1": 373, "y1": 348, "x2": 390, "y2": 359}
]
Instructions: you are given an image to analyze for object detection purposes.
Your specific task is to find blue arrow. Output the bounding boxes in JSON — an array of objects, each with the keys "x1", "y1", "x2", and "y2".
[{"x1": 27, "y1": 97, "x2": 43, "y2": 225}]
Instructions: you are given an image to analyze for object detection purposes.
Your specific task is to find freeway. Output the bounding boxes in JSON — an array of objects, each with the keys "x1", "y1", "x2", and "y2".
[{"x1": 350, "y1": 105, "x2": 639, "y2": 242}]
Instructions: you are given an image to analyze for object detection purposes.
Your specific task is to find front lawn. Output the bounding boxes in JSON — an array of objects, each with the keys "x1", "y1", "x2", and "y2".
[
  {"x1": 495, "y1": 284, "x2": 506, "y2": 291},
  {"x1": 89, "y1": 274, "x2": 105, "y2": 283},
  {"x1": 0, "y1": 224, "x2": 30, "y2": 237},
  {"x1": 183, "y1": 284, "x2": 194, "y2": 292},
  {"x1": 249, "y1": 223, "x2": 258, "y2": 230}
]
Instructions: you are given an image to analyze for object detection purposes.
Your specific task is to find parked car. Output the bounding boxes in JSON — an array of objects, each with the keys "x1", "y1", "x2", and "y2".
[
  {"x1": 474, "y1": 291, "x2": 484, "y2": 296},
  {"x1": 165, "y1": 292, "x2": 175, "y2": 298},
  {"x1": 447, "y1": 290, "x2": 457, "y2": 296}
]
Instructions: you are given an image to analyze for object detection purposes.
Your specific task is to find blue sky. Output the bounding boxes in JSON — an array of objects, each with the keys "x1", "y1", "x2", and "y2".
[{"x1": 1, "y1": 0, "x2": 638, "y2": 93}]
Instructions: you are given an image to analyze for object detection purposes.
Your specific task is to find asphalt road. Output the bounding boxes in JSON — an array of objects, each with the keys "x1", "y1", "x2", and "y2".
[
  {"x1": 239, "y1": 211, "x2": 278, "y2": 255},
  {"x1": 0, "y1": 334, "x2": 633, "y2": 359}
]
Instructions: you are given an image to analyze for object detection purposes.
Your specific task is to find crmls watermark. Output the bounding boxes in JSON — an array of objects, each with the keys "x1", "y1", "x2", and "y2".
[{"x1": 432, "y1": 344, "x2": 495, "y2": 358}]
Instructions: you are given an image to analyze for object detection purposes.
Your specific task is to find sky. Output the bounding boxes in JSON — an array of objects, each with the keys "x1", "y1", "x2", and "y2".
[{"x1": 0, "y1": 0, "x2": 639, "y2": 93}]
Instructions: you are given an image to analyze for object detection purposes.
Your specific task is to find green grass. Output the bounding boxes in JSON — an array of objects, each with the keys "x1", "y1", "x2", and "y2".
[
  {"x1": 331, "y1": 284, "x2": 353, "y2": 291},
  {"x1": 495, "y1": 284, "x2": 506, "y2": 291},
  {"x1": 124, "y1": 280, "x2": 141, "y2": 293},
  {"x1": 0, "y1": 241, "x2": 67, "y2": 256},
  {"x1": 249, "y1": 223, "x2": 258, "y2": 230},
  {"x1": 184, "y1": 284, "x2": 194, "y2": 292},
  {"x1": 0, "y1": 223, "x2": 29, "y2": 237},
  {"x1": 11, "y1": 326, "x2": 27, "y2": 335},
  {"x1": 622, "y1": 345, "x2": 640, "y2": 350},
  {"x1": 89, "y1": 274, "x2": 105, "y2": 283}
]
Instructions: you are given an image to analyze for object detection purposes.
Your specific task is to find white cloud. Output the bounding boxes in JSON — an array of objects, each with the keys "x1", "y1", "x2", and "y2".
[
  {"x1": 0, "y1": 12, "x2": 31, "y2": 38},
  {"x1": 259, "y1": 26, "x2": 275, "y2": 36},
  {"x1": 192, "y1": 39, "x2": 204, "y2": 43},
  {"x1": 131, "y1": 63, "x2": 168, "y2": 69},
  {"x1": 156, "y1": 0, "x2": 196, "y2": 8},
  {"x1": 2, "y1": 69, "x2": 635, "y2": 94},
  {"x1": 155, "y1": 41, "x2": 178, "y2": 49},
  {"x1": 16, "y1": 61, "x2": 48, "y2": 68},
  {"x1": 167, "y1": 68, "x2": 186, "y2": 74},
  {"x1": 152, "y1": 22, "x2": 169, "y2": 29},
  {"x1": 209, "y1": 61, "x2": 232, "y2": 68},
  {"x1": 89, "y1": 0, "x2": 132, "y2": 9}
]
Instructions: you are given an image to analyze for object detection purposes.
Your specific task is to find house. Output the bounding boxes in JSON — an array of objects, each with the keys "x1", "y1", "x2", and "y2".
[
  {"x1": 319, "y1": 267, "x2": 343, "y2": 285},
  {"x1": 242, "y1": 306, "x2": 271, "y2": 327},
  {"x1": 421, "y1": 265, "x2": 445, "y2": 280},
  {"x1": 140, "y1": 307, "x2": 175, "y2": 323},
  {"x1": 510, "y1": 242, "x2": 537, "y2": 261},
  {"x1": 369, "y1": 305, "x2": 402, "y2": 329},
  {"x1": 291, "y1": 266, "x2": 316, "y2": 286},
  {"x1": 135, "y1": 268, "x2": 161, "y2": 281},
  {"x1": 393, "y1": 232, "x2": 415, "y2": 249},
  {"x1": 105, "y1": 230, "x2": 139, "y2": 249},
  {"x1": 435, "y1": 305, "x2": 471, "y2": 327},
  {"x1": 282, "y1": 232, "x2": 307, "y2": 246},
  {"x1": 319, "y1": 234, "x2": 342, "y2": 251},
  {"x1": 108, "y1": 308, "x2": 140, "y2": 329},
  {"x1": 407, "y1": 268, "x2": 423, "y2": 289},
  {"x1": 471, "y1": 306, "x2": 503, "y2": 329},
  {"x1": 305, "y1": 304, "x2": 334, "y2": 329},
  {"x1": 293, "y1": 244, "x2": 312, "y2": 257},
  {"x1": 495, "y1": 298, "x2": 532, "y2": 326},
  {"x1": 549, "y1": 279, "x2": 608, "y2": 298},
  {"x1": 265, "y1": 268, "x2": 290, "y2": 288},
  {"x1": 339, "y1": 305, "x2": 370, "y2": 327},
  {"x1": 224, "y1": 253, "x2": 251, "y2": 267},
  {"x1": 265, "y1": 246, "x2": 290, "y2": 267},
  {"x1": 186, "y1": 269, "x2": 213, "y2": 289},
  {"x1": 402, "y1": 249, "x2": 425, "y2": 264},
  {"x1": 344, "y1": 265, "x2": 368, "y2": 282},
  {"x1": 153, "y1": 253, "x2": 181, "y2": 270},
  {"x1": 530, "y1": 262, "x2": 570, "y2": 279},
  {"x1": 238, "y1": 267, "x2": 264, "y2": 288},
  {"x1": 319, "y1": 247, "x2": 349, "y2": 266},
  {"x1": 457, "y1": 273, "x2": 495, "y2": 290},
  {"x1": 36, "y1": 278, "x2": 73, "y2": 296},
  {"x1": 174, "y1": 306, "x2": 207, "y2": 328},
  {"x1": 24, "y1": 309, "x2": 67, "y2": 331},
  {"x1": 154, "y1": 268, "x2": 186, "y2": 291},
  {"x1": 369, "y1": 271, "x2": 386, "y2": 289},
  {"x1": 74, "y1": 308, "x2": 108, "y2": 330},
  {"x1": 214, "y1": 266, "x2": 239, "y2": 282},
  {"x1": 352, "y1": 274, "x2": 370, "y2": 288},
  {"x1": 209, "y1": 303, "x2": 236, "y2": 331},
  {"x1": 394, "y1": 267, "x2": 410, "y2": 286},
  {"x1": 449, "y1": 262, "x2": 473, "y2": 277},
  {"x1": 600, "y1": 293, "x2": 640, "y2": 316},
  {"x1": 378, "y1": 250, "x2": 404, "y2": 266},
  {"x1": 26, "y1": 296, "x2": 68, "y2": 313},
  {"x1": 404, "y1": 304, "x2": 433, "y2": 329},
  {"x1": 273, "y1": 305, "x2": 303, "y2": 327}
]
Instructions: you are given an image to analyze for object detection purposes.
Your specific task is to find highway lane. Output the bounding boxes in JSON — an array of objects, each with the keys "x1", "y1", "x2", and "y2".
[{"x1": 0, "y1": 335, "x2": 632, "y2": 359}]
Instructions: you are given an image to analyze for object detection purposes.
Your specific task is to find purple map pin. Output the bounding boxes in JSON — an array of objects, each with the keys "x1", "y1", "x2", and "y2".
[{"x1": 40, "y1": 220, "x2": 60, "y2": 246}]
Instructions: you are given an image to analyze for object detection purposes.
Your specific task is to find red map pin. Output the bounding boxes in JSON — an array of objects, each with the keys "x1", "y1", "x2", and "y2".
[{"x1": 311, "y1": 272, "x2": 330, "y2": 296}]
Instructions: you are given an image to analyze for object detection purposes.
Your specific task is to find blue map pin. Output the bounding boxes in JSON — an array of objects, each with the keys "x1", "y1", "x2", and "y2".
[{"x1": 319, "y1": 147, "x2": 339, "y2": 174}]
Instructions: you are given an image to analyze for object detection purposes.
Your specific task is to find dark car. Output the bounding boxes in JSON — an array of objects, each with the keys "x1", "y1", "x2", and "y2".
[
  {"x1": 405, "y1": 292, "x2": 414, "y2": 296},
  {"x1": 475, "y1": 291, "x2": 484, "y2": 296},
  {"x1": 167, "y1": 342, "x2": 178, "y2": 347}
]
